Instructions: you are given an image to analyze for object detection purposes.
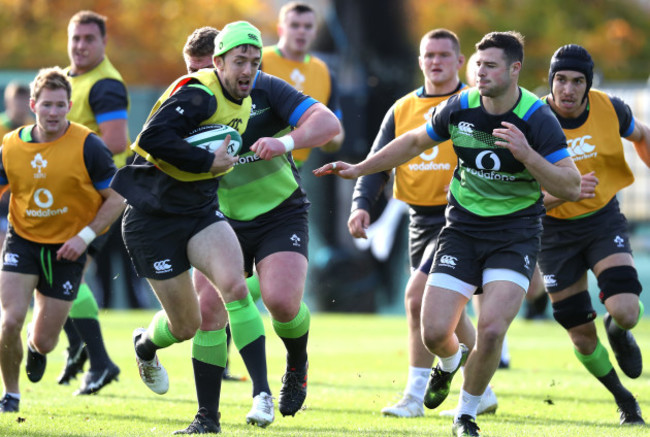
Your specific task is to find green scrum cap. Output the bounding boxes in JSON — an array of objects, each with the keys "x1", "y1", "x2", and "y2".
[{"x1": 214, "y1": 21, "x2": 263, "y2": 57}]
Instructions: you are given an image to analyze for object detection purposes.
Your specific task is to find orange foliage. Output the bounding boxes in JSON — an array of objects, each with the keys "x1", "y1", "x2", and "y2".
[{"x1": 0, "y1": 0, "x2": 274, "y2": 86}]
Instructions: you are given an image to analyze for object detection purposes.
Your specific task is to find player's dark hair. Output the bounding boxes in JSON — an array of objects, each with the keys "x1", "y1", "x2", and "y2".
[{"x1": 476, "y1": 31, "x2": 524, "y2": 66}]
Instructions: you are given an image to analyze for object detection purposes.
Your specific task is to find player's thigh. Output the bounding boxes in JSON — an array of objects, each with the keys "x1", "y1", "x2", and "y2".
[
  {"x1": 477, "y1": 280, "x2": 525, "y2": 333},
  {"x1": 421, "y1": 284, "x2": 469, "y2": 342},
  {"x1": 188, "y1": 221, "x2": 246, "y2": 301}
]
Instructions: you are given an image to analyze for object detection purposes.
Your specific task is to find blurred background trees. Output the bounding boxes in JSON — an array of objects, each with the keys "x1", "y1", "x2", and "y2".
[{"x1": 1, "y1": 0, "x2": 648, "y2": 88}]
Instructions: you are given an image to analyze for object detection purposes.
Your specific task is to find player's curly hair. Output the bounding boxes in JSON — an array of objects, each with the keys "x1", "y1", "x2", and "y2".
[{"x1": 184, "y1": 26, "x2": 219, "y2": 58}]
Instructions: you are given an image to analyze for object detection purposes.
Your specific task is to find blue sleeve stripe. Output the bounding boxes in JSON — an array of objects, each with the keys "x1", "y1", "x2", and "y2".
[
  {"x1": 96, "y1": 109, "x2": 128, "y2": 124},
  {"x1": 545, "y1": 148, "x2": 570, "y2": 164},
  {"x1": 289, "y1": 97, "x2": 318, "y2": 127},
  {"x1": 334, "y1": 109, "x2": 343, "y2": 120},
  {"x1": 93, "y1": 176, "x2": 113, "y2": 190},
  {"x1": 426, "y1": 121, "x2": 444, "y2": 142},
  {"x1": 0, "y1": 177, "x2": 7, "y2": 186},
  {"x1": 623, "y1": 117, "x2": 635, "y2": 138},
  {"x1": 460, "y1": 90, "x2": 469, "y2": 109},
  {"x1": 522, "y1": 100, "x2": 543, "y2": 121}
]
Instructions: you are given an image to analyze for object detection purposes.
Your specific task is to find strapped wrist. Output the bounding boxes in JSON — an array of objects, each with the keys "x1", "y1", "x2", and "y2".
[{"x1": 76, "y1": 226, "x2": 96, "y2": 245}]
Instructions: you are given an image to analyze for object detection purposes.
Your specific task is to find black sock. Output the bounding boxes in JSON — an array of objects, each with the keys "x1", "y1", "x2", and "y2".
[
  {"x1": 135, "y1": 331, "x2": 159, "y2": 361},
  {"x1": 280, "y1": 332, "x2": 309, "y2": 370},
  {"x1": 63, "y1": 318, "x2": 83, "y2": 349},
  {"x1": 193, "y1": 358, "x2": 223, "y2": 422},
  {"x1": 597, "y1": 368, "x2": 634, "y2": 403},
  {"x1": 72, "y1": 318, "x2": 112, "y2": 369},
  {"x1": 239, "y1": 336, "x2": 270, "y2": 397}
]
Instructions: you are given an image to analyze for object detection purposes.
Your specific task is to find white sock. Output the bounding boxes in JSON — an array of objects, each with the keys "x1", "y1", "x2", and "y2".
[
  {"x1": 404, "y1": 366, "x2": 429, "y2": 401},
  {"x1": 4, "y1": 392, "x2": 20, "y2": 400},
  {"x1": 456, "y1": 389, "x2": 482, "y2": 420},
  {"x1": 438, "y1": 347, "x2": 462, "y2": 373}
]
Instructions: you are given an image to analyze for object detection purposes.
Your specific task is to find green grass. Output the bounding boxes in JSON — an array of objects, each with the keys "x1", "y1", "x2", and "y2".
[{"x1": 0, "y1": 311, "x2": 648, "y2": 436}]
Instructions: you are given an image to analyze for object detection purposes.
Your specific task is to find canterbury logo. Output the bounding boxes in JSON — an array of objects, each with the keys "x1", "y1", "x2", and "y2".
[
  {"x1": 440, "y1": 255, "x2": 457, "y2": 267},
  {"x1": 248, "y1": 33, "x2": 259, "y2": 41},
  {"x1": 229, "y1": 119, "x2": 243, "y2": 130},
  {"x1": 566, "y1": 135, "x2": 595, "y2": 156},
  {"x1": 3, "y1": 253, "x2": 18, "y2": 266},
  {"x1": 458, "y1": 121, "x2": 474, "y2": 136},
  {"x1": 153, "y1": 259, "x2": 172, "y2": 272},
  {"x1": 543, "y1": 274, "x2": 557, "y2": 287}
]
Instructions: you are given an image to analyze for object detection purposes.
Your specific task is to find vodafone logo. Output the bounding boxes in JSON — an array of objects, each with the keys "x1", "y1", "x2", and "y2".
[
  {"x1": 34, "y1": 188, "x2": 54, "y2": 208},
  {"x1": 476, "y1": 151, "x2": 501, "y2": 171},
  {"x1": 420, "y1": 146, "x2": 439, "y2": 161}
]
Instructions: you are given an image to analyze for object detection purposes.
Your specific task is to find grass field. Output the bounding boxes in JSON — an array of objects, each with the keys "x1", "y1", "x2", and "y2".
[{"x1": 0, "y1": 311, "x2": 648, "y2": 436}]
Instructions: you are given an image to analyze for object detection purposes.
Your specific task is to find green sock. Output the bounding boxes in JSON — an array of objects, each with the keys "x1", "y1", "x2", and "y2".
[
  {"x1": 574, "y1": 338, "x2": 614, "y2": 378},
  {"x1": 68, "y1": 283, "x2": 99, "y2": 320},
  {"x1": 147, "y1": 310, "x2": 180, "y2": 349},
  {"x1": 272, "y1": 301, "x2": 311, "y2": 339},
  {"x1": 225, "y1": 293, "x2": 265, "y2": 350},
  {"x1": 193, "y1": 329, "x2": 227, "y2": 367},
  {"x1": 246, "y1": 274, "x2": 262, "y2": 302}
]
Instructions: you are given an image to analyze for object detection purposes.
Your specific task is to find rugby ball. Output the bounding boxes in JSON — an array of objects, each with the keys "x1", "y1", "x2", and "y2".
[{"x1": 185, "y1": 124, "x2": 243, "y2": 156}]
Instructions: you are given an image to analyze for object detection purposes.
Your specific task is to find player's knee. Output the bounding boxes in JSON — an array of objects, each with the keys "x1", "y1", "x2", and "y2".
[
  {"x1": 1, "y1": 312, "x2": 25, "y2": 338},
  {"x1": 218, "y1": 276, "x2": 249, "y2": 302},
  {"x1": 476, "y1": 321, "x2": 507, "y2": 350},
  {"x1": 597, "y1": 266, "x2": 641, "y2": 304},
  {"x1": 552, "y1": 290, "x2": 596, "y2": 330},
  {"x1": 266, "y1": 297, "x2": 300, "y2": 322},
  {"x1": 420, "y1": 324, "x2": 448, "y2": 351},
  {"x1": 608, "y1": 308, "x2": 638, "y2": 330},
  {"x1": 174, "y1": 322, "x2": 200, "y2": 341},
  {"x1": 31, "y1": 332, "x2": 58, "y2": 354}
]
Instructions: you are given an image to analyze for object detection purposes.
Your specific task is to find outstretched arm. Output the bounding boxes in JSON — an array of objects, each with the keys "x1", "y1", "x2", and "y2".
[{"x1": 313, "y1": 123, "x2": 435, "y2": 179}]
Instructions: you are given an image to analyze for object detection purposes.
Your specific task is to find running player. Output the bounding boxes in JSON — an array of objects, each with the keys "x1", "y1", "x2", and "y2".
[
  {"x1": 315, "y1": 31, "x2": 581, "y2": 437},
  {"x1": 540, "y1": 44, "x2": 649, "y2": 426}
]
